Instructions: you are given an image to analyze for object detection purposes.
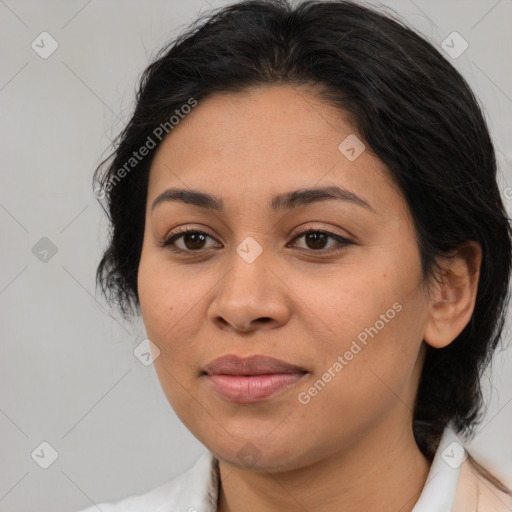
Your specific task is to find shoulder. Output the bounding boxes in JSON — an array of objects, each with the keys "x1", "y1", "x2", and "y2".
[
  {"x1": 72, "y1": 451, "x2": 218, "y2": 512},
  {"x1": 453, "y1": 454, "x2": 512, "y2": 512}
]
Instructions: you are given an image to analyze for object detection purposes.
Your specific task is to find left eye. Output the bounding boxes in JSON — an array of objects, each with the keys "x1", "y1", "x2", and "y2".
[
  {"x1": 159, "y1": 228, "x2": 351, "y2": 253},
  {"x1": 289, "y1": 229, "x2": 351, "y2": 252}
]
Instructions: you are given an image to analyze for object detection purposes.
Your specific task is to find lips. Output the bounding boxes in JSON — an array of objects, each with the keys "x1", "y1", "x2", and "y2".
[
  {"x1": 202, "y1": 354, "x2": 308, "y2": 403},
  {"x1": 202, "y1": 354, "x2": 307, "y2": 376}
]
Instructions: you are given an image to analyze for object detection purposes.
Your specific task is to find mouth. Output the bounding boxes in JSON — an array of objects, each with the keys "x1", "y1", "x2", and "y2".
[{"x1": 201, "y1": 354, "x2": 308, "y2": 403}]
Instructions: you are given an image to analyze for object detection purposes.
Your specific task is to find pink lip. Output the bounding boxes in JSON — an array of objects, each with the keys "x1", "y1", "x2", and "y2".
[{"x1": 202, "y1": 354, "x2": 308, "y2": 403}]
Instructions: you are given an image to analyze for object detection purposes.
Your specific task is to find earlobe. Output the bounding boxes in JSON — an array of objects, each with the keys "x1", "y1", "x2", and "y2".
[{"x1": 423, "y1": 241, "x2": 482, "y2": 349}]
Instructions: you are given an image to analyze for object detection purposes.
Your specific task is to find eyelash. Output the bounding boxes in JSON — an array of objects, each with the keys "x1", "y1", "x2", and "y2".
[{"x1": 158, "y1": 226, "x2": 353, "y2": 255}]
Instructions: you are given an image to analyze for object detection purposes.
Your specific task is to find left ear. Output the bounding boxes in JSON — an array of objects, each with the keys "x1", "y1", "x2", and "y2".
[{"x1": 422, "y1": 241, "x2": 482, "y2": 349}]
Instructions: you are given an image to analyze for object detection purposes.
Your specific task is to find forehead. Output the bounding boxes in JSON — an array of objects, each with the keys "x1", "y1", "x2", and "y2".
[{"x1": 147, "y1": 84, "x2": 404, "y2": 218}]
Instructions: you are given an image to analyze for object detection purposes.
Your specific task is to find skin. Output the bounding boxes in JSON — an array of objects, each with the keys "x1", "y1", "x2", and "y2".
[{"x1": 137, "y1": 84, "x2": 481, "y2": 512}]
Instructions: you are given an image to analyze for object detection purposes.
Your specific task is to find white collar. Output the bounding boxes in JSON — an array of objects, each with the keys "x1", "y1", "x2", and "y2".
[
  {"x1": 162, "y1": 426, "x2": 463, "y2": 512},
  {"x1": 80, "y1": 426, "x2": 464, "y2": 511},
  {"x1": 411, "y1": 426, "x2": 464, "y2": 511}
]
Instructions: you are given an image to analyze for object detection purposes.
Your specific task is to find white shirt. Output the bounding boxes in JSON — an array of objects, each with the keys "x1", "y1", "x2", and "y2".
[{"x1": 75, "y1": 426, "x2": 512, "y2": 511}]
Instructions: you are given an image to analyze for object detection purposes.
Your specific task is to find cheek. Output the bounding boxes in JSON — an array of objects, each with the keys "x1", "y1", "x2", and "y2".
[
  {"x1": 137, "y1": 249, "x2": 186, "y2": 361},
  {"x1": 294, "y1": 305, "x2": 423, "y2": 440},
  {"x1": 137, "y1": 254, "x2": 197, "y2": 414},
  {"x1": 295, "y1": 261, "x2": 425, "y2": 407},
  {"x1": 290, "y1": 260, "x2": 406, "y2": 347},
  {"x1": 137, "y1": 248, "x2": 216, "y2": 386},
  {"x1": 138, "y1": 246, "x2": 198, "y2": 333}
]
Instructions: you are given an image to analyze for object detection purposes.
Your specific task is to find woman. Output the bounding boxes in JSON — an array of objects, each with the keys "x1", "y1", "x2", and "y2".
[{"x1": 78, "y1": 0, "x2": 512, "y2": 510}]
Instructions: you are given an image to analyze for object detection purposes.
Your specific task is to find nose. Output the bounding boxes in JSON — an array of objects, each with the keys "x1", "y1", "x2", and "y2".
[{"x1": 207, "y1": 248, "x2": 292, "y2": 334}]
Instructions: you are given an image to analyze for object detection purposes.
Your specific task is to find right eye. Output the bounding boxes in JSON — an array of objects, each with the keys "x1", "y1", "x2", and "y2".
[{"x1": 158, "y1": 228, "x2": 220, "y2": 253}]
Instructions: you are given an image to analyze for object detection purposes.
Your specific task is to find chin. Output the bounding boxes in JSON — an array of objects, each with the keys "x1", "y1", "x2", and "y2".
[{"x1": 206, "y1": 434, "x2": 314, "y2": 472}]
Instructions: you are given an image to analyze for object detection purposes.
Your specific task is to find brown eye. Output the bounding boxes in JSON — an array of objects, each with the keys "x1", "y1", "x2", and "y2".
[
  {"x1": 159, "y1": 227, "x2": 352, "y2": 255},
  {"x1": 301, "y1": 231, "x2": 329, "y2": 250},
  {"x1": 160, "y1": 229, "x2": 218, "y2": 252},
  {"x1": 289, "y1": 229, "x2": 352, "y2": 253},
  {"x1": 178, "y1": 232, "x2": 209, "y2": 250}
]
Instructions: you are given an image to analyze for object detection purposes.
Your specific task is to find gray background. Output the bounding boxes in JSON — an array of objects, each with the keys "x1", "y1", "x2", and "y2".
[{"x1": 1, "y1": 0, "x2": 511, "y2": 511}]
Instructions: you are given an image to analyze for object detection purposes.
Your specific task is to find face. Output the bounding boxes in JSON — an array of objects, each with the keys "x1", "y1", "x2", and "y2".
[{"x1": 137, "y1": 84, "x2": 431, "y2": 471}]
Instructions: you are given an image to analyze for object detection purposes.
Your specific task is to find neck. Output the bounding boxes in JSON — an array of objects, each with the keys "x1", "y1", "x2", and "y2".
[{"x1": 216, "y1": 419, "x2": 431, "y2": 512}]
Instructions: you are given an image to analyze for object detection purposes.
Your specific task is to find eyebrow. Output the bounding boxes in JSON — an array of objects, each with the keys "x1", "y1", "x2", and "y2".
[{"x1": 151, "y1": 185, "x2": 375, "y2": 213}]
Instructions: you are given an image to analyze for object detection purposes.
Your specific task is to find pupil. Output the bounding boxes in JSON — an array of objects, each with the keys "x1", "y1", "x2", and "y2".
[
  {"x1": 185, "y1": 233, "x2": 206, "y2": 250},
  {"x1": 307, "y1": 232, "x2": 327, "y2": 249}
]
